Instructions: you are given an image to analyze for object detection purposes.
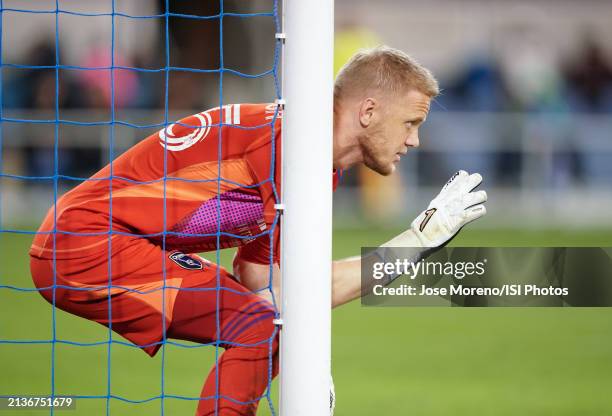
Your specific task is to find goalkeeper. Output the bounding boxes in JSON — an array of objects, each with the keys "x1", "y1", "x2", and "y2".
[{"x1": 29, "y1": 46, "x2": 486, "y2": 416}]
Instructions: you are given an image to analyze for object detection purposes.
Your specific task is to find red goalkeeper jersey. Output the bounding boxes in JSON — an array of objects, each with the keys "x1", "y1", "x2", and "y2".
[{"x1": 30, "y1": 103, "x2": 340, "y2": 264}]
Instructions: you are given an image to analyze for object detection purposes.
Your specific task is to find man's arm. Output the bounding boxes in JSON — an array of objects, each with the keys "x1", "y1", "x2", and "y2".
[
  {"x1": 331, "y1": 170, "x2": 487, "y2": 306},
  {"x1": 232, "y1": 253, "x2": 360, "y2": 309},
  {"x1": 235, "y1": 171, "x2": 487, "y2": 309},
  {"x1": 331, "y1": 256, "x2": 363, "y2": 308},
  {"x1": 232, "y1": 255, "x2": 281, "y2": 307}
]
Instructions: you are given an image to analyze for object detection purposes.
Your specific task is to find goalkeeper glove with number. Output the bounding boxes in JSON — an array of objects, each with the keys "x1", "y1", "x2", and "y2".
[{"x1": 383, "y1": 170, "x2": 487, "y2": 249}]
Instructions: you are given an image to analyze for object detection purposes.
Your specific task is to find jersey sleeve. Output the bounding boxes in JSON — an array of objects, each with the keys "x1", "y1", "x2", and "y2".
[
  {"x1": 235, "y1": 117, "x2": 282, "y2": 265},
  {"x1": 236, "y1": 167, "x2": 343, "y2": 265},
  {"x1": 236, "y1": 226, "x2": 281, "y2": 265},
  {"x1": 234, "y1": 102, "x2": 342, "y2": 266}
]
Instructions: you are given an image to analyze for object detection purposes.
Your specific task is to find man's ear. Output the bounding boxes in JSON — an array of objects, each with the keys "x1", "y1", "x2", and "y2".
[{"x1": 359, "y1": 97, "x2": 377, "y2": 127}]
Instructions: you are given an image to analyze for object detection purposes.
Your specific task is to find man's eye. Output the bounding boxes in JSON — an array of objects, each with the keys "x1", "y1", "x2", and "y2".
[{"x1": 405, "y1": 122, "x2": 413, "y2": 128}]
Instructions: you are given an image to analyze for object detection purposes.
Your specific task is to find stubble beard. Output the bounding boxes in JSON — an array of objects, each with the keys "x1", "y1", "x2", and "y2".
[{"x1": 358, "y1": 131, "x2": 395, "y2": 176}]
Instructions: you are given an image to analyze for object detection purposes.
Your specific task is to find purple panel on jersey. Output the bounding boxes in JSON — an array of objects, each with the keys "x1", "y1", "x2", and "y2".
[{"x1": 170, "y1": 190, "x2": 264, "y2": 239}]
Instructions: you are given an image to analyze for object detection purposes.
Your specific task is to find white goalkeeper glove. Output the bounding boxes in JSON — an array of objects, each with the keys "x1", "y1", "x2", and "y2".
[{"x1": 383, "y1": 170, "x2": 487, "y2": 249}]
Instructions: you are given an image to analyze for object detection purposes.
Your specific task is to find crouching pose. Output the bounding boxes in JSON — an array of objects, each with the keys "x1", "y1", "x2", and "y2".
[{"x1": 30, "y1": 46, "x2": 486, "y2": 416}]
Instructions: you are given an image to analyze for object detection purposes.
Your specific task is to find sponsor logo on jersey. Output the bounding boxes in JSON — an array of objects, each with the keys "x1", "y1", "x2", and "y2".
[
  {"x1": 159, "y1": 105, "x2": 242, "y2": 151},
  {"x1": 159, "y1": 111, "x2": 212, "y2": 152},
  {"x1": 169, "y1": 252, "x2": 204, "y2": 270}
]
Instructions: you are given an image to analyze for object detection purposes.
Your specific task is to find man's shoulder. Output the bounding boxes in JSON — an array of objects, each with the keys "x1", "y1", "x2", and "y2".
[
  {"x1": 194, "y1": 103, "x2": 282, "y2": 125},
  {"x1": 226, "y1": 103, "x2": 283, "y2": 126}
]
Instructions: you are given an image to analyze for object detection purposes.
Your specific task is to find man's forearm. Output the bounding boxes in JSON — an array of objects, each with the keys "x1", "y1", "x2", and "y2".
[
  {"x1": 331, "y1": 247, "x2": 426, "y2": 308},
  {"x1": 331, "y1": 256, "x2": 362, "y2": 308}
]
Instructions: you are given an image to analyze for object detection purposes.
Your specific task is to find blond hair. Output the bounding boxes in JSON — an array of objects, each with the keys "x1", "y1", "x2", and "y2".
[{"x1": 334, "y1": 46, "x2": 439, "y2": 105}]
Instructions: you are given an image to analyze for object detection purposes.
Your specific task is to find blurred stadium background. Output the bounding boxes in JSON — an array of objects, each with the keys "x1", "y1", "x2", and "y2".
[{"x1": 1, "y1": 0, "x2": 611, "y2": 415}]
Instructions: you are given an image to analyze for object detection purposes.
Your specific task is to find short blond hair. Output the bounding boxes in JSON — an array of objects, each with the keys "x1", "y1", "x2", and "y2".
[{"x1": 334, "y1": 46, "x2": 439, "y2": 105}]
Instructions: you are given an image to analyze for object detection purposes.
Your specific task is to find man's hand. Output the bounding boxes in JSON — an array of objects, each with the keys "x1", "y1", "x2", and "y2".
[
  {"x1": 383, "y1": 170, "x2": 487, "y2": 248},
  {"x1": 331, "y1": 170, "x2": 488, "y2": 308},
  {"x1": 237, "y1": 171, "x2": 487, "y2": 309}
]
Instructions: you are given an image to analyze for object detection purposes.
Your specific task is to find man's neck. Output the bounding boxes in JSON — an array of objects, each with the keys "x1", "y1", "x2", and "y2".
[{"x1": 333, "y1": 107, "x2": 363, "y2": 170}]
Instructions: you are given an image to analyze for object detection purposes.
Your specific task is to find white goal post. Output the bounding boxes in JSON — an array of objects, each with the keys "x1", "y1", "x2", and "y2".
[{"x1": 279, "y1": 0, "x2": 334, "y2": 415}]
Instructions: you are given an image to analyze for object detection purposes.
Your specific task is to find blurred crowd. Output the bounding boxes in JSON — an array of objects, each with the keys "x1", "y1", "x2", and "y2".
[
  {"x1": 2, "y1": 23, "x2": 612, "y2": 189},
  {"x1": 419, "y1": 33, "x2": 612, "y2": 189},
  {"x1": 3, "y1": 41, "x2": 150, "y2": 110},
  {"x1": 2, "y1": 40, "x2": 161, "y2": 178},
  {"x1": 1, "y1": 1, "x2": 251, "y2": 179},
  {"x1": 439, "y1": 35, "x2": 612, "y2": 114}
]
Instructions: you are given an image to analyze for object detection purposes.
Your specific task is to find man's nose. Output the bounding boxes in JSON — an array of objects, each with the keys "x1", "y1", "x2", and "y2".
[{"x1": 406, "y1": 132, "x2": 419, "y2": 148}]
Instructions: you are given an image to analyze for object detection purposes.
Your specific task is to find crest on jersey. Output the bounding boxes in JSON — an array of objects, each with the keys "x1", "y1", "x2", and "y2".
[
  {"x1": 159, "y1": 111, "x2": 212, "y2": 152},
  {"x1": 169, "y1": 252, "x2": 204, "y2": 270}
]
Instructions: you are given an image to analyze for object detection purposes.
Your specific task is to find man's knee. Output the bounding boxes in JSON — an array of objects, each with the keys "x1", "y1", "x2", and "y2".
[{"x1": 221, "y1": 300, "x2": 278, "y2": 349}]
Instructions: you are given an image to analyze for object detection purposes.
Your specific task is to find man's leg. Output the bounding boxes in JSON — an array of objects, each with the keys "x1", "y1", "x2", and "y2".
[
  {"x1": 167, "y1": 263, "x2": 279, "y2": 416},
  {"x1": 31, "y1": 236, "x2": 279, "y2": 416}
]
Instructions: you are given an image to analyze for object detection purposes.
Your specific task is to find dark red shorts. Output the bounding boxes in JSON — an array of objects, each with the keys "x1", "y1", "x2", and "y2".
[{"x1": 30, "y1": 235, "x2": 275, "y2": 357}]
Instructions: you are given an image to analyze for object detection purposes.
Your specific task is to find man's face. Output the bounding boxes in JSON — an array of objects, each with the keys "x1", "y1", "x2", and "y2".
[{"x1": 358, "y1": 89, "x2": 431, "y2": 175}]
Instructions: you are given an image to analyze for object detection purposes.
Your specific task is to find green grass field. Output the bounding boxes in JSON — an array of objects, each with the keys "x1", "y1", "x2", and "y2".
[{"x1": 1, "y1": 227, "x2": 612, "y2": 415}]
